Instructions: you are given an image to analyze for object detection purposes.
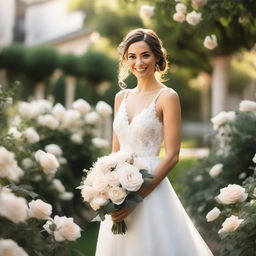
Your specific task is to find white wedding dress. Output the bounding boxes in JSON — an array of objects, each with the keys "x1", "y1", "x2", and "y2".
[{"x1": 95, "y1": 88, "x2": 213, "y2": 256}]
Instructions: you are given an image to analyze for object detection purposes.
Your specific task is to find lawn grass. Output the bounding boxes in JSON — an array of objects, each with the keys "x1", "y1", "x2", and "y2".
[{"x1": 70, "y1": 156, "x2": 196, "y2": 256}]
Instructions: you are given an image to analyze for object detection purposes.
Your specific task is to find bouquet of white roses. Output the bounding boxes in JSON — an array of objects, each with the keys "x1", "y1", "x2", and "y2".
[{"x1": 78, "y1": 151, "x2": 153, "y2": 234}]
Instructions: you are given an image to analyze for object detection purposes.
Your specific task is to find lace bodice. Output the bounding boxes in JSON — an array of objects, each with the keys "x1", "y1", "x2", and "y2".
[{"x1": 113, "y1": 88, "x2": 166, "y2": 157}]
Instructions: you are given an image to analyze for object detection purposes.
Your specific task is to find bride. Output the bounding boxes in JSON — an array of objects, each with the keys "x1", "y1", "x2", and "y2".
[{"x1": 95, "y1": 28, "x2": 213, "y2": 256}]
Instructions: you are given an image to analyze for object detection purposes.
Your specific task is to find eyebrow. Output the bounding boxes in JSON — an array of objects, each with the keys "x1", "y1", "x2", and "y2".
[{"x1": 128, "y1": 51, "x2": 151, "y2": 55}]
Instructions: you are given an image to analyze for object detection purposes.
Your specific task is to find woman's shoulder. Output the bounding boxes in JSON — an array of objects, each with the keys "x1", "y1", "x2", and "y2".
[
  {"x1": 114, "y1": 89, "x2": 129, "y2": 105},
  {"x1": 159, "y1": 87, "x2": 179, "y2": 102}
]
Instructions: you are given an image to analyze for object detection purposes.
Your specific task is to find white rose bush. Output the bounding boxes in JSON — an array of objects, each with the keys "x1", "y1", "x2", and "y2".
[
  {"x1": 0, "y1": 86, "x2": 112, "y2": 255},
  {"x1": 78, "y1": 151, "x2": 153, "y2": 234},
  {"x1": 180, "y1": 100, "x2": 256, "y2": 254}
]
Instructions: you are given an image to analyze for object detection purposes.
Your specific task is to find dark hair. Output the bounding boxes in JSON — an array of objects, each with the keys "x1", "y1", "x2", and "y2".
[{"x1": 118, "y1": 28, "x2": 168, "y2": 88}]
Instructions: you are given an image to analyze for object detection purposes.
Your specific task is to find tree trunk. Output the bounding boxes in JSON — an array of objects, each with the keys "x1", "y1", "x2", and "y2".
[
  {"x1": 65, "y1": 75, "x2": 76, "y2": 109},
  {"x1": 35, "y1": 82, "x2": 45, "y2": 99},
  {"x1": 211, "y1": 56, "x2": 231, "y2": 117}
]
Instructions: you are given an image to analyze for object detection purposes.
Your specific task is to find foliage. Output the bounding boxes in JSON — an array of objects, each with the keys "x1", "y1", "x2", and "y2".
[{"x1": 180, "y1": 102, "x2": 256, "y2": 254}]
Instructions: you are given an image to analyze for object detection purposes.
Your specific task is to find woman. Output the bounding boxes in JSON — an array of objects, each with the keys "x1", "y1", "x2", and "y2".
[{"x1": 95, "y1": 28, "x2": 213, "y2": 256}]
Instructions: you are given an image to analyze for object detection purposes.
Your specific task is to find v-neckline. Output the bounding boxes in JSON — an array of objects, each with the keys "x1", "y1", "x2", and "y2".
[{"x1": 123, "y1": 98, "x2": 155, "y2": 126}]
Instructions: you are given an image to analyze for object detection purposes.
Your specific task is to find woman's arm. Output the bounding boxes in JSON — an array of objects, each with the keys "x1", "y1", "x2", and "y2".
[
  {"x1": 111, "y1": 89, "x2": 181, "y2": 222},
  {"x1": 111, "y1": 90, "x2": 126, "y2": 152}
]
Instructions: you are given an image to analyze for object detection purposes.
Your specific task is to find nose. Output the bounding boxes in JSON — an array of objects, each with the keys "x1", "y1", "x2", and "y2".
[{"x1": 135, "y1": 57, "x2": 144, "y2": 67}]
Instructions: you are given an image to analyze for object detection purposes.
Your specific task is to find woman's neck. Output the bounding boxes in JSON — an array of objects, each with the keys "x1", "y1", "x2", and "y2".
[{"x1": 136, "y1": 76, "x2": 161, "y2": 92}]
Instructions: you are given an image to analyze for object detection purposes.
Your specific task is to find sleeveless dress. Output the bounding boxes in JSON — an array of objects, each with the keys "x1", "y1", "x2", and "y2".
[{"x1": 95, "y1": 88, "x2": 213, "y2": 256}]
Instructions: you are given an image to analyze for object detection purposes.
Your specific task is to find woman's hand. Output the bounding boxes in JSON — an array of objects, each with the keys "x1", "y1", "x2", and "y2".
[{"x1": 111, "y1": 207, "x2": 135, "y2": 222}]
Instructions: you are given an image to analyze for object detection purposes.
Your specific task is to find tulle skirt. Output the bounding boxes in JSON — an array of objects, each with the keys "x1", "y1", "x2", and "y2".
[{"x1": 95, "y1": 156, "x2": 213, "y2": 256}]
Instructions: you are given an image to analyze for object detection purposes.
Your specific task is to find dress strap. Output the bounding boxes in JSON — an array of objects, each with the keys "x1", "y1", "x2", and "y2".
[
  {"x1": 153, "y1": 88, "x2": 167, "y2": 103},
  {"x1": 123, "y1": 89, "x2": 130, "y2": 99}
]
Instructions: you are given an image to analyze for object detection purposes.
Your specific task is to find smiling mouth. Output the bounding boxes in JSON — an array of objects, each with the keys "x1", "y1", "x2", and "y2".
[{"x1": 135, "y1": 67, "x2": 147, "y2": 72}]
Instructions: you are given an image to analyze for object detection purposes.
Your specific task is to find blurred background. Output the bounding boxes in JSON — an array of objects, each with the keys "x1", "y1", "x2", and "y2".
[{"x1": 0, "y1": 0, "x2": 255, "y2": 255}]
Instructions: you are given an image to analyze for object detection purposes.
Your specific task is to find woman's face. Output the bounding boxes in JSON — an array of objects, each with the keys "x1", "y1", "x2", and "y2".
[{"x1": 126, "y1": 40, "x2": 157, "y2": 79}]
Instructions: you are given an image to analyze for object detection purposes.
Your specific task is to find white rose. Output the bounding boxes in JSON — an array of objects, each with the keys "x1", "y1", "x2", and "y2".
[
  {"x1": 45, "y1": 144, "x2": 63, "y2": 156},
  {"x1": 70, "y1": 133, "x2": 83, "y2": 144},
  {"x1": 92, "y1": 137, "x2": 109, "y2": 148},
  {"x1": 186, "y1": 11, "x2": 202, "y2": 26},
  {"x1": 44, "y1": 215, "x2": 81, "y2": 242},
  {"x1": 0, "y1": 239, "x2": 28, "y2": 256},
  {"x1": 133, "y1": 158, "x2": 148, "y2": 170},
  {"x1": 37, "y1": 114, "x2": 59, "y2": 130},
  {"x1": 62, "y1": 110, "x2": 80, "y2": 128},
  {"x1": 217, "y1": 184, "x2": 248, "y2": 205},
  {"x1": 35, "y1": 150, "x2": 45, "y2": 162},
  {"x1": 105, "y1": 171, "x2": 120, "y2": 187},
  {"x1": 0, "y1": 190, "x2": 28, "y2": 223},
  {"x1": 52, "y1": 103, "x2": 66, "y2": 122},
  {"x1": 0, "y1": 147, "x2": 24, "y2": 182},
  {"x1": 117, "y1": 162, "x2": 144, "y2": 192},
  {"x1": 192, "y1": 0, "x2": 207, "y2": 9},
  {"x1": 81, "y1": 186, "x2": 98, "y2": 202},
  {"x1": 34, "y1": 99, "x2": 52, "y2": 114},
  {"x1": 53, "y1": 179, "x2": 66, "y2": 193},
  {"x1": 239, "y1": 100, "x2": 256, "y2": 112},
  {"x1": 139, "y1": 5, "x2": 155, "y2": 19},
  {"x1": 206, "y1": 207, "x2": 221, "y2": 222},
  {"x1": 59, "y1": 157, "x2": 67, "y2": 164},
  {"x1": 175, "y1": 3, "x2": 187, "y2": 14},
  {"x1": 39, "y1": 152, "x2": 59, "y2": 174},
  {"x1": 60, "y1": 192, "x2": 74, "y2": 201},
  {"x1": 203, "y1": 34, "x2": 218, "y2": 50},
  {"x1": 8, "y1": 127, "x2": 22, "y2": 139},
  {"x1": 90, "y1": 197, "x2": 109, "y2": 211},
  {"x1": 211, "y1": 111, "x2": 235, "y2": 130},
  {"x1": 173, "y1": 12, "x2": 186, "y2": 23},
  {"x1": 24, "y1": 127, "x2": 40, "y2": 144},
  {"x1": 252, "y1": 153, "x2": 256, "y2": 163},
  {"x1": 72, "y1": 99, "x2": 91, "y2": 114},
  {"x1": 209, "y1": 163, "x2": 223, "y2": 177},
  {"x1": 85, "y1": 111, "x2": 101, "y2": 124},
  {"x1": 111, "y1": 151, "x2": 133, "y2": 163},
  {"x1": 108, "y1": 187, "x2": 127, "y2": 205},
  {"x1": 96, "y1": 101, "x2": 113, "y2": 117},
  {"x1": 21, "y1": 158, "x2": 34, "y2": 169},
  {"x1": 28, "y1": 199, "x2": 52, "y2": 219},
  {"x1": 18, "y1": 102, "x2": 38, "y2": 119},
  {"x1": 218, "y1": 215, "x2": 244, "y2": 233},
  {"x1": 238, "y1": 172, "x2": 247, "y2": 180},
  {"x1": 92, "y1": 176, "x2": 109, "y2": 192}
]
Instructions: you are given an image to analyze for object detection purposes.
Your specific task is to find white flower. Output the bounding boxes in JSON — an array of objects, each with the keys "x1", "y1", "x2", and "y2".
[
  {"x1": 96, "y1": 101, "x2": 113, "y2": 117},
  {"x1": 21, "y1": 158, "x2": 34, "y2": 169},
  {"x1": 53, "y1": 179, "x2": 66, "y2": 193},
  {"x1": 8, "y1": 127, "x2": 22, "y2": 139},
  {"x1": 92, "y1": 176, "x2": 109, "y2": 192},
  {"x1": 238, "y1": 172, "x2": 247, "y2": 180},
  {"x1": 24, "y1": 127, "x2": 40, "y2": 144},
  {"x1": 36, "y1": 151, "x2": 59, "y2": 175},
  {"x1": 72, "y1": 99, "x2": 91, "y2": 114},
  {"x1": 81, "y1": 186, "x2": 98, "y2": 202},
  {"x1": 92, "y1": 137, "x2": 109, "y2": 148},
  {"x1": 139, "y1": 5, "x2": 155, "y2": 20},
  {"x1": 108, "y1": 186, "x2": 127, "y2": 205},
  {"x1": 28, "y1": 199, "x2": 52, "y2": 219},
  {"x1": 209, "y1": 163, "x2": 223, "y2": 177},
  {"x1": 193, "y1": 175, "x2": 203, "y2": 182},
  {"x1": 218, "y1": 215, "x2": 244, "y2": 233},
  {"x1": 85, "y1": 111, "x2": 100, "y2": 124},
  {"x1": 0, "y1": 146, "x2": 24, "y2": 182},
  {"x1": 253, "y1": 187, "x2": 256, "y2": 197},
  {"x1": 211, "y1": 111, "x2": 235, "y2": 130},
  {"x1": 43, "y1": 215, "x2": 81, "y2": 242},
  {"x1": 253, "y1": 154, "x2": 256, "y2": 163},
  {"x1": 62, "y1": 110, "x2": 80, "y2": 128},
  {"x1": 203, "y1": 34, "x2": 218, "y2": 50},
  {"x1": 35, "y1": 99, "x2": 52, "y2": 113},
  {"x1": 0, "y1": 189, "x2": 28, "y2": 223},
  {"x1": 93, "y1": 155, "x2": 119, "y2": 174},
  {"x1": 117, "y1": 162, "x2": 143, "y2": 192},
  {"x1": 206, "y1": 207, "x2": 221, "y2": 222},
  {"x1": 173, "y1": 12, "x2": 186, "y2": 23},
  {"x1": 70, "y1": 133, "x2": 83, "y2": 144},
  {"x1": 52, "y1": 103, "x2": 66, "y2": 122},
  {"x1": 45, "y1": 144, "x2": 63, "y2": 156},
  {"x1": 0, "y1": 239, "x2": 28, "y2": 256},
  {"x1": 60, "y1": 192, "x2": 74, "y2": 201},
  {"x1": 105, "y1": 171, "x2": 120, "y2": 187},
  {"x1": 217, "y1": 184, "x2": 248, "y2": 205},
  {"x1": 192, "y1": 0, "x2": 207, "y2": 9},
  {"x1": 111, "y1": 151, "x2": 133, "y2": 163},
  {"x1": 37, "y1": 114, "x2": 59, "y2": 130},
  {"x1": 90, "y1": 197, "x2": 109, "y2": 211},
  {"x1": 186, "y1": 11, "x2": 202, "y2": 25},
  {"x1": 18, "y1": 102, "x2": 38, "y2": 119},
  {"x1": 239, "y1": 100, "x2": 256, "y2": 112},
  {"x1": 175, "y1": 3, "x2": 187, "y2": 14}
]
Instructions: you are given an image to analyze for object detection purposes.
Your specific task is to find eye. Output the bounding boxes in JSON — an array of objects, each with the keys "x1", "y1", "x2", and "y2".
[
  {"x1": 128, "y1": 55, "x2": 136, "y2": 59},
  {"x1": 143, "y1": 54, "x2": 150, "y2": 58}
]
